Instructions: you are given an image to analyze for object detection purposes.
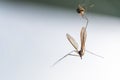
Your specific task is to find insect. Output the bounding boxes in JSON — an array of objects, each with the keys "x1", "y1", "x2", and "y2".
[
  {"x1": 76, "y1": 5, "x2": 86, "y2": 17},
  {"x1": 76, "y1": 4, "x2": 94, "y2": 28},
  {"x1": 76, "y1": 5, "x2": 89, "y2": 28},
  {"x1": 52, "y1": 27, "x2": 103, "y2": 66}
]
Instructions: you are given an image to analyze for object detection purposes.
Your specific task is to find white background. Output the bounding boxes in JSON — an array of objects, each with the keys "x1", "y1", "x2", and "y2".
[{"x1": 0, "y1": 2, "x2": 120, "y2": 80}]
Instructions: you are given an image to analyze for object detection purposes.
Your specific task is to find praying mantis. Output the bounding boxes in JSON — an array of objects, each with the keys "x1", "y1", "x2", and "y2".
[{"x1": 52, "y1": 5, "x2": 103, "y2": 66}]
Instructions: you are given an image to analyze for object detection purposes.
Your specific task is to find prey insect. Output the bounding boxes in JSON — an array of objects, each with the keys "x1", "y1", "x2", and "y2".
[
  {"x1": 76, "y1": 5, "x2": 89, "y2": 28},
  {"x1": 76, "y1": 3, "x2": 94, "y2": 28},
  {"x1": 76, "y1": 5, "x2": 86, "y2": 17},
  {"x1": 52, "y1": 27, "x2": 103, "y2": 66}
]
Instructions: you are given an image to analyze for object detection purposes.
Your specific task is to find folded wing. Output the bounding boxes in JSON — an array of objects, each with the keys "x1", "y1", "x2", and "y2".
[
  {"x1": 80, "y1": 27, "x2": 87, "y2": 51},
  {"x1": 66, "y1": 33, "x2": 79, "y2": 51}
]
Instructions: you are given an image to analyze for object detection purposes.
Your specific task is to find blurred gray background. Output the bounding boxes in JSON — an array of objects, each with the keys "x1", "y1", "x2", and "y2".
[
  {"x1": 2, "y1": 0, "x2": 120, "y2": 17},
  {"x1": 0, "y1": 0, "x2": 120, "y2": 80}
]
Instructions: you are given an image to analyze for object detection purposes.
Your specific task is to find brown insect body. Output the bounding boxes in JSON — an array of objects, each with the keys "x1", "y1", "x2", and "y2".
[
  {"x1": 78, "y1": 50, "x2": 84, "y2": 59},
  {"x1": 76, "y1": 6, "x2": 85, "y2": 17}
]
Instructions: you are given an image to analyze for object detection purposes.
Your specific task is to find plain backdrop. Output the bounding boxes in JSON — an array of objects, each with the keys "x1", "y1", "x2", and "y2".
[{"x1": 0, "y1": 2, "x2": 120, "y2": 80}]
